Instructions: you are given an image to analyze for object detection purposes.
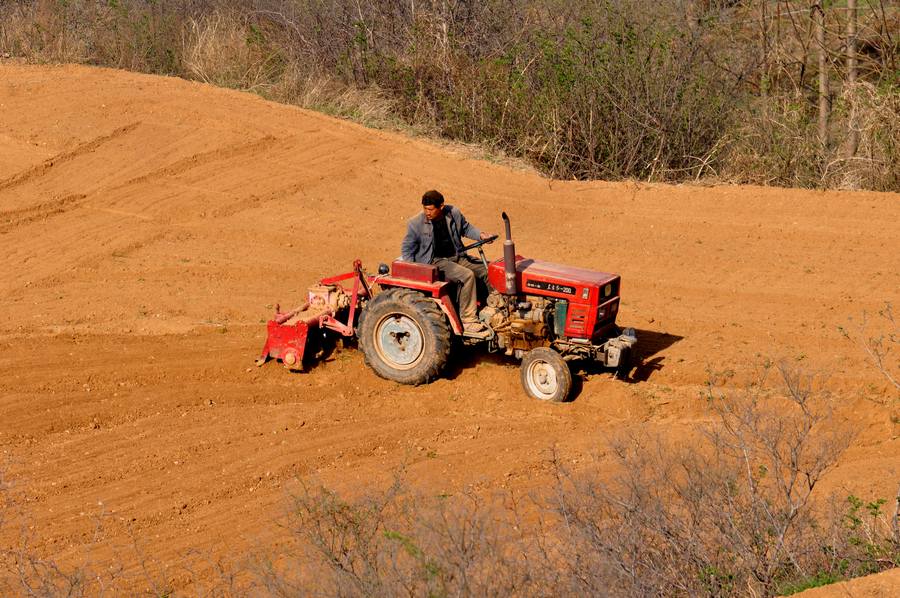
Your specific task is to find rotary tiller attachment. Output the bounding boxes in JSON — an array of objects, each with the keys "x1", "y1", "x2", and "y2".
[{"x1": 255, "y1": 286, "x2": 343, "y2": 371}]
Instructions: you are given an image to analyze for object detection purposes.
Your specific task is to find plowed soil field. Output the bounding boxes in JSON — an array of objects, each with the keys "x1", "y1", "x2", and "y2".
[{"x1": 1, "y1": 64, "x2": 898, "y2": 590}]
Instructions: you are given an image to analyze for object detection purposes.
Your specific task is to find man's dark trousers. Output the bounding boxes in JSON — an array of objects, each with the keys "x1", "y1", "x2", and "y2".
[{"x1": 433, "y1": 255, "x2": 487, "y2": 324}]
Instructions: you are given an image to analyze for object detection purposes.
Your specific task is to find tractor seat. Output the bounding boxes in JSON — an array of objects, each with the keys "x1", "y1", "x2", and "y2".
[
  {"x1": 391, "y1": 260, "x2": 441, "y2": 283},
  {"x1": 389, "y1": 260, "x2": 487, "y2": 321}
]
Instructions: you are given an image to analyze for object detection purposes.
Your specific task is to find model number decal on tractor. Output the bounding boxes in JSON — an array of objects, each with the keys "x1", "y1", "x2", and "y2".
[{"x1": 525, "y1": 280, "x2": 576, "y2": 295}]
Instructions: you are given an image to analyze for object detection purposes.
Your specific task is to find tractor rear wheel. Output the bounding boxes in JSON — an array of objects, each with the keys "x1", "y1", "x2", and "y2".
[
  {"x1": 359, "y1": 288, "x2": 451, "y2": 385},
  {"x1": 520, "y1": 347, "x2": 572, "y2": 402}
]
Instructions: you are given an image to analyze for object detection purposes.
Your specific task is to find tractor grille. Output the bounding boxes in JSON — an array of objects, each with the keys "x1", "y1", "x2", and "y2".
[{"x1": 567, "y1": 304, "x2": 589, "y2": 335}]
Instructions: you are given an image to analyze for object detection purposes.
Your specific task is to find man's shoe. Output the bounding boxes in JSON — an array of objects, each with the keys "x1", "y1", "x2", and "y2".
[
  {"x1": 462, "y1": 321, "x2": 490, "y2": 339},
  {"x1": 463, "y1": 321, "x2": 485, "y2": 333}
]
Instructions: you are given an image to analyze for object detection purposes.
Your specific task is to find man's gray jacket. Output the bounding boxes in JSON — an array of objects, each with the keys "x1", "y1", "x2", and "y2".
[{"x1": 400, "y1": 204, "x2": 482, "y2": 264}]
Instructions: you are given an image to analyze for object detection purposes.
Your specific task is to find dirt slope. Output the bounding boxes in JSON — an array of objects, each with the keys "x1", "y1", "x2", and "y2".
[
  {"x1": 1, "y1": 64, "x2": 898, "y2": 586},
  {"x1": 794, "y1": 568, "x2": 900, "y2": 597}
]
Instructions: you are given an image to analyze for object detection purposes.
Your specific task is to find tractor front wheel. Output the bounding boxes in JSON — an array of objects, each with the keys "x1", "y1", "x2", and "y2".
[
  {"x1": 520, "y1": 348, "x2": 572, "y2": 402},
  {"x1": 359, "y1": 288, "x2": 451, "y2": 385}
]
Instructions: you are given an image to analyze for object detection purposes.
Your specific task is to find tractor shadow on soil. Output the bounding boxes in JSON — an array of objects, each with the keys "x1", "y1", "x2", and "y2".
[
  {"x1": 443, "y1": 343, "x2": 512, "y2": 382},
  {"x1": 301, "y1": 332, "x2": 346, "y2": 369},
  {"x1": 571, "y1": 328, "x2": 683, "y2": 397}
]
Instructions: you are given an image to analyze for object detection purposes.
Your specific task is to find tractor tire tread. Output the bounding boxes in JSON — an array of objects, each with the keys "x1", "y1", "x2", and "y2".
[
  {"x1": 520, "y1": 347, "x2": 572, "y2": 402},
  {"x1": 359, "y1": 287, "x2": 452, "y2": 386}
]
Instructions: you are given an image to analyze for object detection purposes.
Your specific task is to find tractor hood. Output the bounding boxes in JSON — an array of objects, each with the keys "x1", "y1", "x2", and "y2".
[{"x1": 488, "y1": 257, "x2": 620, "y2": 301}]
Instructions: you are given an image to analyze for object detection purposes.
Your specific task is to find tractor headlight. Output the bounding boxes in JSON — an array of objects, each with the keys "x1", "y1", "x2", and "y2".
[{"x1": 604, "y1": 284, "x2": 612, "y2": 297}]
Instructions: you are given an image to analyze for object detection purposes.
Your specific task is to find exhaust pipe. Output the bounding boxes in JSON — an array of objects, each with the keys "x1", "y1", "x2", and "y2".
[{"x1": 501, "y1": 212, "x2": 517, "y2": 295}]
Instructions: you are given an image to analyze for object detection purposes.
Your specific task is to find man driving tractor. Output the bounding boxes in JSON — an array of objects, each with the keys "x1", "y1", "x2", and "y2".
[
  {"x1": 260, "y1": 194, "x2": 636, "y2": 401},
  {"x1": 400, "y1": 190, "x2": 494, "y2": 333}
]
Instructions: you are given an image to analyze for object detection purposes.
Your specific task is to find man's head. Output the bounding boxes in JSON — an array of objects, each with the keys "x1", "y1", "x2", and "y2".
[{"x1": 421, "y1": 190, "x2": 445, "y2": 221}]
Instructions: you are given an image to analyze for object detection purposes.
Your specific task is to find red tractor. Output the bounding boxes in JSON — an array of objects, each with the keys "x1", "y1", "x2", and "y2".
[{"x1": 256, "y1": 213, "x2": 636, "y2": 402}]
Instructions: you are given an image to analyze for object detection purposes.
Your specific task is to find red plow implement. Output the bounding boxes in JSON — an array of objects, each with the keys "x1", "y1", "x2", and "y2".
[{"x1": 255, "y1": 260, "x2": 371, "y2": 371}]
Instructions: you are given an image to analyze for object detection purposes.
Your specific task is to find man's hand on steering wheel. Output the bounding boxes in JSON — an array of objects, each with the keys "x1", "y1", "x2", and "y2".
[{"x1": 462, "y1": 233, "x2": 498, "y2": 252}]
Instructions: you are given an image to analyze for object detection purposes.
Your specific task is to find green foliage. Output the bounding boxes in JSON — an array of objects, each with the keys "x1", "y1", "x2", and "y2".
[
  {"x1": 699, "y1": 565, "x2": 736, "y2": 595},
  {"x1": 384, "y1": 529, "x2": 445, "y2": 590},
  {"x1": 246, "y1": 23, "x2": 264, "y2": 47},
  {"x1": 841, "y1": 494, "x2": 898, "y2": 574},
  {"x1": 778, "y1": 571, "x2": 844, "y2": 595}
]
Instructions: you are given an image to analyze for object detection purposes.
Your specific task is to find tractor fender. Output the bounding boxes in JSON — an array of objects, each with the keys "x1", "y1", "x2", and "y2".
[{"x1": 433, "y1": 295, "x2": 463, "y2": 335}]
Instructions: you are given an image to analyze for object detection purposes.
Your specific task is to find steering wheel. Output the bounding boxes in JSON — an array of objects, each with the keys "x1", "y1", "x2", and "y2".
[{"x1": 461, "y1": 234, "x2": 498, "y2": 252}]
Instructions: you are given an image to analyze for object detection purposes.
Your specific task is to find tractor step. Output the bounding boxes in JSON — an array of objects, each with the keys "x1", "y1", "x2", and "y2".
[{"x1": 462, "y1": 327, "x2": 492, "y2": 340}]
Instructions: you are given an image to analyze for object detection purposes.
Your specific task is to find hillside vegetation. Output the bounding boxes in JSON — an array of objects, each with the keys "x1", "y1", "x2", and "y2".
[{"x1": 1, "y1": 0, "x2": 898, "y2": 190}]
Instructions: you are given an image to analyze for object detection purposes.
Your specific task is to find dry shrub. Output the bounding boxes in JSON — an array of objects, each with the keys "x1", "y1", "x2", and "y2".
[
  {"x1": 269, "y1": 364, "x2": 896, "y2": 598},
  {"x1": 270, "y1": 68, "x2": 402, "y2": 130},
  {"x1": 553, "y1": 362, "x2": 898, "y2": 597},
  {"x1": 182, "y1": 10, "x2": 283, "y2": 91},
  {"x1": 826, "y1": 83, "x2": 900, "y2": 191},
  {"x1": 1, "y1": 0, "x2": 898, "y2": 191},
  {"x1": 841, "y1": 303, "x2": 900, "y2": 395},
  {"x1": 83, "y1": 0, "x2": 187, "y2": 74},
  {"x1": 722, "y1": 97, "x2": 824, "y2": 189},
  {"x1": 262, "y1": 479, "x2": 552, "y2": 597},
  {"x1": 0, "y1": 0, "x2": 190, "y2": 73},
  {"x1": 0, "y1": 470, "x2": 104, "y2": 596},
  {"x1": 725, "y1": 84, "x2": 900, "y2": 192},
  {"x1": 0, "y1": 0, "x2": 92, "y2": 63}
]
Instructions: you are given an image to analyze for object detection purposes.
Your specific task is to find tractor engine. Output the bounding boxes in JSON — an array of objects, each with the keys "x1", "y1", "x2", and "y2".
[{"x1": 478, "y1": 291, "x2": 553, "y2": 356}]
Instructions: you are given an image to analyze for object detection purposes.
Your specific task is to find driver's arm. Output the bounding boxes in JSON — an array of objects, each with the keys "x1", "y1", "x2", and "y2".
[
  {"x1": 400, "y1": 220, "x2": 419, "y2": 262},
  {"x1": 457, "y1": 208, "x2": 482, "y2": 240}
]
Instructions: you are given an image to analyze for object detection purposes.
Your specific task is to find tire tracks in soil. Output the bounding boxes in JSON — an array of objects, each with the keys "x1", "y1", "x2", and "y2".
[
  {"x1": 0, "y1": 122, "x2": 141, "y2": 193},
  {"x1": 116, "y1": 134, "x2": 280, "y2": 189},
  {"x1": 0, "y1": 193, "x2": 88, "y2": 234}
]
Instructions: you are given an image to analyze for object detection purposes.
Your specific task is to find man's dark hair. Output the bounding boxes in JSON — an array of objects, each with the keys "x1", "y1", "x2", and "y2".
[{"x1": 421, "y1": 190, "x2": 444, "y2": 207}]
